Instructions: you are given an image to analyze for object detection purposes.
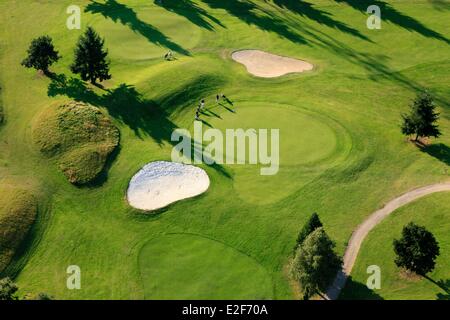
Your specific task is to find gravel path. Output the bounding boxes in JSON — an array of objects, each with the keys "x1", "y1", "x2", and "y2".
[{"x1": 325, "y1": 182, "x2": 450, "y2": 300}]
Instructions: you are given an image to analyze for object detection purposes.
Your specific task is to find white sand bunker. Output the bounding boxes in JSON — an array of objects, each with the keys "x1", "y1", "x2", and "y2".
[
  {"x1": 232, "y1": 49, "x2": 313, "y2": 78},
  {"x1": 127, "y1": 161, "x2": 210, "y2": 211}
]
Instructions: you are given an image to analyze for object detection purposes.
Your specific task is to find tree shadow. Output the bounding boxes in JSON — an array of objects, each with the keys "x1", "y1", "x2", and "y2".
[
  {"x1": 428, "y1": 0, "x2": 450, "y2": 11},
  {"x1": 271, "y1": 0, "x2": 372, "y2": 42},
  {"x1": 424, "y1": 276, "x2": 450, "y2": 300},
  {"x1": 47, "y1": 74, "x2": 232, "y2": 178},
  {"x1": 153, "y1": 0, "x2": 225, "y2": 30},
  {"x1": 202, "y1": 0, "x2": 308, "y2": 45},
  {"x1": 85, "y1": 0, "x2": 191, "y2": 55},
  {"x1": 336, "y1": 0, "x2": 450, "y2": 45},
  {"x1": 339, "y1": 276, "x2": 384, "y2": 300},
  {"x1": 419, "y1": 143, "x2": 450, "y2": 167}
]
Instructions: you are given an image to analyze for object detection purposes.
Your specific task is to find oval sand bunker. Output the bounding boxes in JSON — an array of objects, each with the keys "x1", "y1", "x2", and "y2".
[
  {"x1": 232, "y1": 50, "x2": 313, "y2": 78},
  {"x1": 127, "y1": 161, "x2": 210, "y2": 211}
]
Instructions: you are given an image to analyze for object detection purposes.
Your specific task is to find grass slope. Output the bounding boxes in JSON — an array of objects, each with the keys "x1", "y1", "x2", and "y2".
[
  {"x1": 0, "y1": 184, "x2": 38, "y2": 273},
  {"x1": 0, "y1": 0, "x2": 447, "y2": 299},
  {"x1": 341, "y1": 192, "x2": 450, "y2": 300}
]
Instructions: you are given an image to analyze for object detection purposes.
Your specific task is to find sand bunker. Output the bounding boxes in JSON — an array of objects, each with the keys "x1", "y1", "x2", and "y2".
[
  {"x1": 127, "y1": 161, "x2": 210, "y2": 211},
  {"x1": 232, "y1": 49, "x2": 313, "y2": 78}
]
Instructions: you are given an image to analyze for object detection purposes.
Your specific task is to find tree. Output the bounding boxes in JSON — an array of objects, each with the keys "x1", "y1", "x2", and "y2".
[
  {"x1": 393, "y1": 222, "x2": 440, "y2": 275},
  {"x1": 0, "y1": 277, "x2": 19, "y2": 300},
  {"x1": 71, "y1": 27, "x2": 111, "y2": 84},
  {"x1": 294, "y1": 212, "x2": 323, "y2": 251},
  {"x1": 290, "y1": 227, "x2": 342, "y2": 300},
  {"x1": 21, "y1": 36, "x2": 60, "y2": 75},
  {"x1": 401, "y1": 92, "x2": 441, "y2": 141}
]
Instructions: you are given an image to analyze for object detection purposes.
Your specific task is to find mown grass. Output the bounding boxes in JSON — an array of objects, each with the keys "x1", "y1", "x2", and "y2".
[
  {"x1": 0, "y1": 0, "x2": 448, "y2": 299},
  {"x1": 341, "y1": 192, "x2": 450, "y2": 300},
  {"x1": 139, "y1": 233, "x2": 273, "y2": 299}
]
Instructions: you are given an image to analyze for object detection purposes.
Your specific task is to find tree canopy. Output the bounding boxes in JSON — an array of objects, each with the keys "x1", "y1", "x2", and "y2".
[
  {"x1": 0, "y1": 277, "x2": 18, "y2": 300},
  {"x1": 393, "y1": 222, "x2": 440, "y2": 275},
  {"x1": 21, "y1": 35, "x2": 60, "y2": 74},
  {"x1": 295, "y1": 212, "x2": 323, "y2": 251},
  {"x1": 290, "y1": 227, "x2": 341, "y2": 300},
  {"x1": 401, "y1": 92, "x2": 441, "y2": 141},
  {"x1": 71, "y1": 27, "x2": 111, "y2": 84}
]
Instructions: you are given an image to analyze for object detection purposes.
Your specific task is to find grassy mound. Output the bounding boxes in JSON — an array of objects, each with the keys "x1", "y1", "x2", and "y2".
[
  {"x1": 139, "y1": 234, "x2": 273, "y2": 299},
  {"x1": 341, "y1": 192, "x2": 450, "y2": 300},
  {"x1": 0, "y1": 185, "x2": 38, "y2": 273},
  {"x1": 32, "y1": 102, "x2": 119, "y2": 185},
  {"x1": 0, "y1": 86, "x2": 4, "y2": 124}
]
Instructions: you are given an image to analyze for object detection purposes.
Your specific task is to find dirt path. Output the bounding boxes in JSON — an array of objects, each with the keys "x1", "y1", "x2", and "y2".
[{"x1": 325, "y1": 182, "x2": 450, "y2": 300}]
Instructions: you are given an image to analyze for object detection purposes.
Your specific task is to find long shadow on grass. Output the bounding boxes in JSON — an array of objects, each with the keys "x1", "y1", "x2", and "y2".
[
  {"x1": 339, "y1": 276, "x2": 384, "y2": 300},
  {"x1": 419, "y1": 143, "x2": 450, "y2": 167},
  {"x1": 271, "y1": 0, "x2": 372, "y2": 42},
  {"x1": 85, "y1": 0, "x2": 190, "y2": 55},
  {"x1": 47, "y1": 74, "x2": 231, "y2": 179},
  {"x1": 424, "y1": 276, "x2": 450, "y2": 300},
  {"x1": 202, "y1": 0, "x2": 308, "y2": 45},
  {"x1": 335, "y1": 0, "x2": 450, "y2": 45},
  {"x1": 153, "y1": 0, "x2": 225, "y2": 30}
]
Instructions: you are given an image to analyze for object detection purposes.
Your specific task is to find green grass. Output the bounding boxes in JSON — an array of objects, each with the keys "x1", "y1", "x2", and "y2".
[
  {"x1": 0, "y1": 86, "x2": 3, "y2": 125},
  {"x1": 341, "y1": 192, "x2": 450, "y2": 300},
  {"x1": 0, "y1": 0, "x2": 448, "y2": 299},
  {"x1": 0, "y1": 183, "x2": 38, "y2": 273},
  {"x1": 139, "y1": 233, "x2": 273, "y2": 299},
  {"x1": 32, "y1": 101, "x2": 119, "y2": 185}
]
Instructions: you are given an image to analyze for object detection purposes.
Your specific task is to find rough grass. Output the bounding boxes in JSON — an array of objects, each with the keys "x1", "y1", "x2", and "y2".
[
  {"x1": 32, "y1": 102, "x2": 120, "y2": 185},
  {"x1": 0, "y1": 86, "x2": 3, "y2": 124},
  {"x1": 341, "y1": 192, "x2": 450, "y2": 300},
  {"x1": 0, "y1": 185, "x2": 38, "y2": 273}
]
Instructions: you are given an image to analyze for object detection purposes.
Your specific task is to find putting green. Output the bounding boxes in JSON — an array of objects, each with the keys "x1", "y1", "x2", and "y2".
[
  {"x1": 138, "y1": 234, "x2": 273, "y2": 299},
  {"x1": 192, "y1": 103, "x2": 349, "y2": 204}
]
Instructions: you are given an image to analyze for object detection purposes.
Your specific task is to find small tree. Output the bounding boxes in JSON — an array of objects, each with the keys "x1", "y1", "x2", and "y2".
[
  {"x1": 71, "y1": 27, "x2": 111, "y2": 84},
  {"x1": 401, "y1": 92, "x2": 441, "y2": 141},
  {"x1": 290, "y1": 227, "x2": 342, "y2": 300},
  {"x1": 21, "y1": 36, "x2": 60, "y2": 75},
  {"x1": 294, "y1": 212, "x2": 323, "y2": 251},
  {"x1": 0, "y1": 277, "x2": 19, "y2": 300},
  {"x1": 393, "y1": 222, "x2": 440, "y2": 275}
]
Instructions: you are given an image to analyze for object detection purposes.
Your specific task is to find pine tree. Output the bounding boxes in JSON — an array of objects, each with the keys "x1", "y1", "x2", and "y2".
[
  {"x1": 294, "y1": 212, "x2": 323, "y2": 251},
  {"x1": 401, "y1": 92, "x2": 441, "y2": 141},
  {"x1": 71, "y1": 27, "x2": 111, "y2": 84},
  {"x1": 21, "y1": 35, "x2": 60, "y2": 75}
]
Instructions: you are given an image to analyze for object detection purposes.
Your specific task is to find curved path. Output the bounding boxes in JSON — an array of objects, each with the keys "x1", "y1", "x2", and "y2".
[{"x1": 325, "y1": 182, "x2": 450, "y2": 300}]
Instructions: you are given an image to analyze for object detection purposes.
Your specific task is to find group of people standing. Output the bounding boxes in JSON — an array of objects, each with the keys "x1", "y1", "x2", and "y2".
[{"x1": 195, "y1": 94, "x2": 227, "y2": 121}]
